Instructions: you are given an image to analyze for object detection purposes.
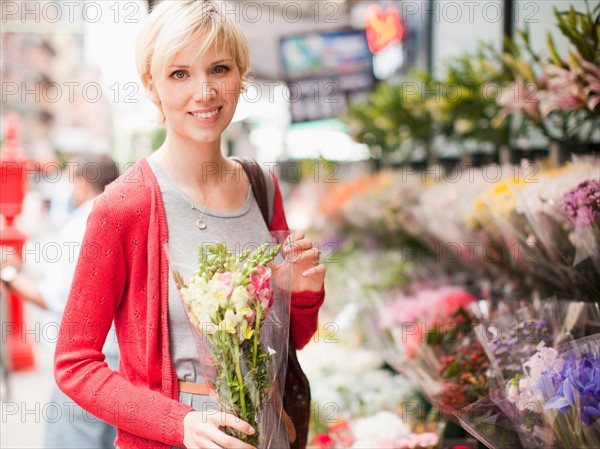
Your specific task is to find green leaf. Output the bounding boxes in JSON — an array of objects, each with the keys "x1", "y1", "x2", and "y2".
[
  {"x1": 426, "y1": 326, "x2": 443, "y2": 346},
  {"x1": 567, "y1": 50, "x2": 582, "y2": 71},
  {"x1": 567, "y1": 6, "x2": 578, "y2": 29},
  {"x1": 579, "y1": 13, "x2": 591, "y2": 37},
  {"x1": 547, "y1": 34, "x2": 563, "y2": 67}
]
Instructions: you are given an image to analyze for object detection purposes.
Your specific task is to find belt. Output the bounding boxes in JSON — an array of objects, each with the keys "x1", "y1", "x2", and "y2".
[
  {"x1": 176, "y1": 380, "x2": 297, "y2": 443},
  {"x1": 178, "y1": 380, "x2": 212, "y2": 396}
]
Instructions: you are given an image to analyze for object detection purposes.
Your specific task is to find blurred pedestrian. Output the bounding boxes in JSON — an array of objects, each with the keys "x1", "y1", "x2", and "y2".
[{"x1": 0, "y1": 153, "x2": 120, "y2": 449}]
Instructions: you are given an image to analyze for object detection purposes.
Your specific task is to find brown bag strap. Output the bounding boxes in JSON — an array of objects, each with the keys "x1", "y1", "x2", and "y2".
[{"x1": 231, "y1": 157, "x2": 269, "y2": 225}]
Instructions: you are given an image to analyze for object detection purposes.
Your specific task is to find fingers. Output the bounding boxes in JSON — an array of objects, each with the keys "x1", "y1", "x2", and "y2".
[
  {"x1": 216, "y1": 413, "x2": 255, "y2": 436},
  {"x1": 281, "y1": 230, "x2": 326, "y2": 290},
  {"x1": 302, "y1": 262, "x2": 326, "y2": 278},
  {"x1": 183, "y1": 411, "x2": 255, "y2": 449},
  {"x1": 295, "y1": 247, "x2": 320, "y2": 265},
  {"x1": 206, "y1": 413, "x2": 255, "y2": 449},
  {"x1": 283, "y1": 237, "x2": 318, "y2": 263},
  {"x1": 293, "y1": 246, "x2": 325, "y2": 278}
]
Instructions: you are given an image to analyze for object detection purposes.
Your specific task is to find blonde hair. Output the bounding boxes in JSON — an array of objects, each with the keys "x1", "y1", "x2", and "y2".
[{"x1": 135, "y1": 0, "x2": 251, "y2": 122}]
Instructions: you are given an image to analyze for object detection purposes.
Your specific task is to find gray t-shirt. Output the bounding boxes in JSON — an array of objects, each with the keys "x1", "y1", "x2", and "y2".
[{"x1": 147, "y1": 155, "x2": 289, "y2": 449}]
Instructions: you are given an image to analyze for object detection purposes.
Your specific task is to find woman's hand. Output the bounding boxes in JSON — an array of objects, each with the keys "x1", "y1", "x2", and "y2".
[
  {"x1": 275, "y1": 230, "x2": 326, "y2": 293},
  {"x1": 182, "y1": 410, "x2": 256, "y2": 449}
]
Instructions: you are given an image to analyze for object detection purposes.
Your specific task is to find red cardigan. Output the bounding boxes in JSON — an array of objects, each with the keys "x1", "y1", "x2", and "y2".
[{"x1": 54, "y1": 158, "x2": 324, "y2": 448}]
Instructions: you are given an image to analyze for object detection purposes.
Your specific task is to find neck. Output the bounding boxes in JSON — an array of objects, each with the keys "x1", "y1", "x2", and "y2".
[{"x1": 154, "y1": 131, "x2": 227, "y2": 197}]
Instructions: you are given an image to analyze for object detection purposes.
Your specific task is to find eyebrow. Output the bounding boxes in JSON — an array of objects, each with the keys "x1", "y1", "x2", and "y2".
[{"x1": 167, "y1": 59, "x2": 233, "y2": 69}]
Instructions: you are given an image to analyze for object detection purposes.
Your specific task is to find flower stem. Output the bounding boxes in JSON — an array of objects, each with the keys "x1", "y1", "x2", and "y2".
[
  {"x1": 253, "y1": 306, "x2": 262, "y2": 369},
  {"x1": 233, "y1": 344, "x2": 247, "y2": 420}
]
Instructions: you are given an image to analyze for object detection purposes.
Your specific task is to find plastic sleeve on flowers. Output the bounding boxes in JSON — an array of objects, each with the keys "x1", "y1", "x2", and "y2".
[
  {"x1": 290, "y1": 288, "x2": 325, "y2": 349},
  {"x1": 54, "y1": 195, "x2": 194, "y2": 447}
]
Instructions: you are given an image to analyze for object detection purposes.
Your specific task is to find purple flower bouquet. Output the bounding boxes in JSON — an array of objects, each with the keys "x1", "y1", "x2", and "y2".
[{"x1": 538, "y1": 335, "x2": 600, "y2": 448}]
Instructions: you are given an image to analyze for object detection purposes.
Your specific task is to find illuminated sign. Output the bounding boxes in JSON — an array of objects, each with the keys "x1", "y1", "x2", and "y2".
[
  {"x1": 280, "y1": 30, "x2": 375, "y2": 122},
  {"x1": 365, "y1": 4, "x2": 404, "y2": 54}
]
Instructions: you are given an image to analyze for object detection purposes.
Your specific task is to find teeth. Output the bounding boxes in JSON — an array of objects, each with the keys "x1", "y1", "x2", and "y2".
[{"x1": 191, "y1": 110, "x2": 219, "y2": 119}]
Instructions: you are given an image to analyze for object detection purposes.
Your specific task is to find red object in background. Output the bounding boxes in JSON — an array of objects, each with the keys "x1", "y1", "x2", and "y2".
[
  {"x1": 365, "y1": 4, "x2": 404, "y2": 54},
  {"x1": 0, "y1": 113, "x2": 35, "y2": 371}
]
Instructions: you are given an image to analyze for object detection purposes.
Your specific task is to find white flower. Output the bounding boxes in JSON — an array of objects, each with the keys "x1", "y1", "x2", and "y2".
[
  {"x1": 217, "y1": 319, "x2": 236, "y2": 334},
  {"x1": 351, "y1": 411, "x2": 410, "y2": 442},
  {"x1": 197, "y1": 314, "x2": 217, "y2": 335},
  {"x1": 231, "y1": 286, "x2": 250, "y2": 312},
  {"x1": 207, "y1": 277, "x2": 232, "y2": 307},
  {"x1": 190, "y1": 294, "x2": 219, "y2": 320},
  {"x1": 524, "y1": 347, "x2": 564, "y2": 380},
  {"x1": 181, "y1": 275, "x2": 208, "y2": 306},
  {"x1": 507, "y1": 376, "x2": 541, "y2": 411}
]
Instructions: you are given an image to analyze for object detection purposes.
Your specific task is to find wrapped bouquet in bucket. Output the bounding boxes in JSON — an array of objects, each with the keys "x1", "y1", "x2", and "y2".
[{"x1": 169, "y1": 238, "x2": 292, "y2": 448}]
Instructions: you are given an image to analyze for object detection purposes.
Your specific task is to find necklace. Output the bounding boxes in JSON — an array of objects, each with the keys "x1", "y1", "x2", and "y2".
[{"x1": 190, "y1": 202, "x2": 209, "y2": 230}]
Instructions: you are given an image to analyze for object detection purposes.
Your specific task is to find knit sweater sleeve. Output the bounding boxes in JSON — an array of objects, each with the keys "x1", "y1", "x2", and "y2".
[
  {"x1": 268, "y1": 173, "x2": 325, "y2": 350},
  {"x1": 54, "y1": 194, "x2": 192, "y2": 447}
]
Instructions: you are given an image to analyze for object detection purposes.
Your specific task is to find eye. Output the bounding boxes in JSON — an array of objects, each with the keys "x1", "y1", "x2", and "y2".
[
  {"x1": 170, "y1": 70, "x2": 188, "y2": 80},
  {"x1": 212, "y1": 65, "x2": 230, "y2": 75}
]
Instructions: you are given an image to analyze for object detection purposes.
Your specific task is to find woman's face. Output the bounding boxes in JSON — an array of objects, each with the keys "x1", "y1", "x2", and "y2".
[{"x1": 149, "y1": 40, "x2": 242, "y2": 146}]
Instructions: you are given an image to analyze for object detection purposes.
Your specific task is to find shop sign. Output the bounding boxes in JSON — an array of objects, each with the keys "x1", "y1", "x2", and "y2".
[{"x1": 365, "y1": 4, "x2": 404, "y2": 54}]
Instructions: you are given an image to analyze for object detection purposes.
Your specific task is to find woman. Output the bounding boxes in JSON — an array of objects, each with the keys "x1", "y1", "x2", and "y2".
[{"x1": 54, "y1": 1, "x2": 325, "y2": 448}]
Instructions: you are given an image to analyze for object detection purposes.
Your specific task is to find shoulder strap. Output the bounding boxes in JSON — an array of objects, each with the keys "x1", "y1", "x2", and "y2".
[{"x1": 232, "y1": 157, "x2": 269, "y2": 226}]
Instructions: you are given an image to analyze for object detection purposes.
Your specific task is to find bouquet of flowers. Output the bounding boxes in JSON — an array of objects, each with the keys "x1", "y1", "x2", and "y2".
[
  {"x1": 370, "y1": 284, "x2": 488, "y2": 419},
  {"x1": 536, "y1": 335, "x2": 600, "y2": 448},
  {"x1": 511, "y1": 157, "x2": 600, "y2": 300},
  {"x1": 453, "y1": 385, "x2": 548, "y2": 449},
  {"x1": 171, "y1": 240, "x2": 290, "y2": 447},
  {"x1": 424, "y1": 307, "x2": 490, "y2": 417},
  {"x1": 456, "y1": 331, "x2": 600, "y2": 449},
  {"x1": 474, "y1": 300, "x2": 561, "y2": 388},
  {"x1": 374, "y1": 285, "x2": 477, "y2": 363},
  {"x1": 561, "y1": 177, "x2": 600, "y2": 275}
]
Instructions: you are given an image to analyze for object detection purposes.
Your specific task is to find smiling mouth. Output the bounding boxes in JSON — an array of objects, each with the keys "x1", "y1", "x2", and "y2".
[{"x1": 190, "y1": 108, "x2": 220, "y2": 119}]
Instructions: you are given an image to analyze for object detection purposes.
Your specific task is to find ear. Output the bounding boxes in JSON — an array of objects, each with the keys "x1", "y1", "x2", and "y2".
[{"x1": 143, "y1": 74, "x2": 161, "y2": 104}]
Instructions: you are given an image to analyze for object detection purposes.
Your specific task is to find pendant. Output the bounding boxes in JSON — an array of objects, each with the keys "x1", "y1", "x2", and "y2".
[{"x1": 196, "y1": 218, "x2": 207, "y2": 230}]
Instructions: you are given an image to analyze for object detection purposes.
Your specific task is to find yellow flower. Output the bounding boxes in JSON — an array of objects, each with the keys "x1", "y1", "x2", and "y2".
[
  {"x1": 239, "y1": 322, "x2": 254, "y2": 341},
  {"x1": 218, "y1": 319, "x2": 236, "y2": 334}
]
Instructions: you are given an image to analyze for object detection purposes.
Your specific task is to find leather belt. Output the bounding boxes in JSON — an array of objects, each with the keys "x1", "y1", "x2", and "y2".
[{"x1": 178, "y1": 380, "x2": 211, "y2": 396}]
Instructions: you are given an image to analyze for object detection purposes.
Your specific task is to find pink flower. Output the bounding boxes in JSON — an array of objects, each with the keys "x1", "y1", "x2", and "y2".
[
  {"x1": 379, "y1": 286, "x2": 475, "y2": 358},
  {"x1": 218, "y1": 272, "x2": 232, "y2": 288},
  {"x1": 432, "y1": 287, "x2": 475, "y2": 318},
  {"x1": 581, "y1": 60, "x2": 600, "y2": 111},
  {"x1": 497, "y1": 78, "x2": 541, "y2": 121},
  {"x1": 313, "y1": 434, "x2": 335, "y2": 449},
  {"x1": 250, "y1": 265, "x2": 274, "y2": 311},
  {"x1": 539, "y1": 62, "x2": 586, "y2": 118},
  {"x1": 328, "y1": 420, "x2": 350, "y2": 434}
]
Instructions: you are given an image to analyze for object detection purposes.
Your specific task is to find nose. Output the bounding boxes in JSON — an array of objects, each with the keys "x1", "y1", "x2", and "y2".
[{"x1": 192, "y1": 80, "x2": 217, "y2": 103}]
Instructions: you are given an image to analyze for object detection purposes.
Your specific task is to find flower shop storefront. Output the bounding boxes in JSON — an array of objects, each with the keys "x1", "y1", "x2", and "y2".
[{"x1": 297, "y1": 2, "x2": 600, "y2": 449}]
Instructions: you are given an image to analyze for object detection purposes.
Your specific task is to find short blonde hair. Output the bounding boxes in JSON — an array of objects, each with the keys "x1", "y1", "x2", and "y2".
[{"x1": 135, "y1": 0, "x2": 251, "y2": 122}]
